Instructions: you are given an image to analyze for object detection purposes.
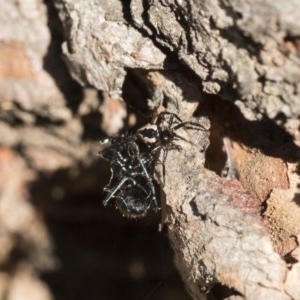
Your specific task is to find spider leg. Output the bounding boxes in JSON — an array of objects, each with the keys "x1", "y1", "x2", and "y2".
[
  {"x1": 103, "y1": 177, "x2": 136, "y2": 206},
  {"x1": 161, "y1": 148, "x2": 168, "y2": 185},
  {"x1": 135, "y1": 158, "x2": 158, "y2": 211},
  {"x1": 157, "y1": 112, "x2": 180, "y2": 132},
  {"x1": 137, "y1": 157, "x2": 158, "y2": 210},
  {"x1": 168, "y1": 113, "x2": 184, "y2": 127},
  {"x1": 173, "y1": 132, "x2": 192, "y2": 145},
  {"x1": 107, "y1": 159, "x2": 141, "y2": 193},
  {"x1": 98, "y1": 147, "x2": 111, "y2": 162},
  {"x1": 172, "y1": 121, "x2": 206, "y2": 131},
  {"x1": 158, "y1": 111, "x2": 183, "y2": 124},
  {"x1": 168, "y1": 112, "x2": 174, "y2": 128},
  {"x1": 103, "y1": 165, "x2": 116, "y2": 191}
]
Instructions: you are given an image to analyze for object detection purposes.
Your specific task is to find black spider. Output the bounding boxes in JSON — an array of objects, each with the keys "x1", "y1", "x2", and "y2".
[
  {"x1": 99, "y1": 111, "x2": 205, "y2": 218},
  {"x1": 99, "y1": 133, "x2": 158, "y2": 218},
  {"x1": 137, "y1": 111, "x2": 205, "y2": 181}
]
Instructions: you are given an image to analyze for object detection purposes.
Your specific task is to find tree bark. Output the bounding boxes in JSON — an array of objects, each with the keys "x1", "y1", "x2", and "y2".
[{"x1": 1, "y1": 0, "x2": 300, "y2": 299}]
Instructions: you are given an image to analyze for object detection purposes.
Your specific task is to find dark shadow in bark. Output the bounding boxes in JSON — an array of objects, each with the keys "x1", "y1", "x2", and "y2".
[
  {"x1": 43, "y1": 0, "x2": 84, "y2": 114},
  {"x1": 199, "y1": 94, "x2": 300, "y2": 206},
  {"x1": 294, "y1": 163, "x2": 300, "y2": 207},
  {"x1": 201, "y1": 94, "x2": 300, "y2": 164}
]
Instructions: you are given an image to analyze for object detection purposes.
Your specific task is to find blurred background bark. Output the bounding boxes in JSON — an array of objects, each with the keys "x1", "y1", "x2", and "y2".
[{"x1": 0, "y1": 0, "x2": 300, "y2": 299}]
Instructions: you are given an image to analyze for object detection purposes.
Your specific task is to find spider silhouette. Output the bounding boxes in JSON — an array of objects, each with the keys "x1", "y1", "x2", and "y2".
[
  {"x1": 99, "y1": 133, "x2": 158, "y2": 218},
  {"x1": 99, "y1": 111, "x2": 205, "y2": 218}
]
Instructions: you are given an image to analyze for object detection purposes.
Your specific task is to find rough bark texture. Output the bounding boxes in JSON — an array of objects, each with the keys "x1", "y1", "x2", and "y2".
[{"x1": 1, "y1": 0, "x2": 300, "y2": 299}]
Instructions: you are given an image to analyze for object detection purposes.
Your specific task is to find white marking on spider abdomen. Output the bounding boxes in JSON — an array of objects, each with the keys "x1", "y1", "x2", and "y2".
[{"x1": 137, "y1": 124, "x2": 159, "y2": 145}]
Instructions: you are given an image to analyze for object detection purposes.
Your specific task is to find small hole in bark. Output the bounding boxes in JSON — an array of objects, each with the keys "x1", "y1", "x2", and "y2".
[
  {"x1": 208, "y1": 283, "x2": 242, "y2": 299},
  {"x1": 189, "y1": 198, "x2": 207, "y2": 220},
  {"x1": 123, "y1": 70, "x2": 153, "y2": 117}
]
